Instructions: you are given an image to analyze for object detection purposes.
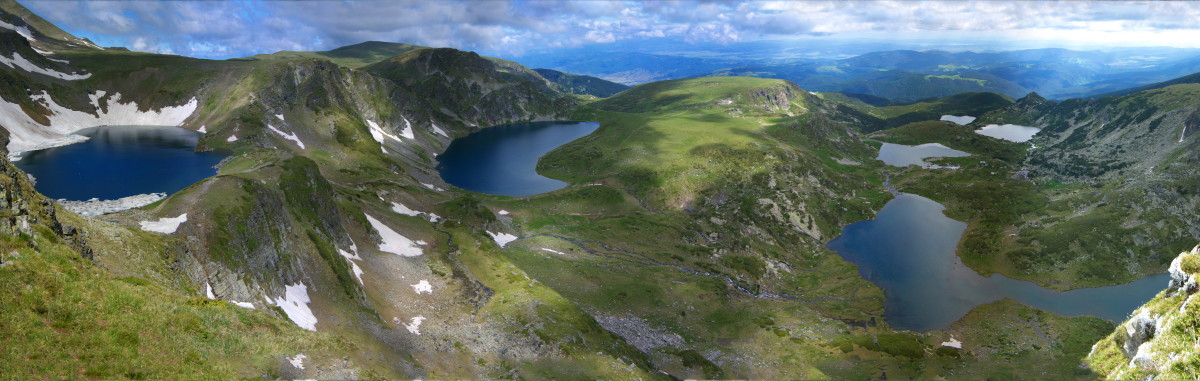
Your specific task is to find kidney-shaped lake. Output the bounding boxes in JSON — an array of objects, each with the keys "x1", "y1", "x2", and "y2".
[{"x1": 436, "y1": 121, "x2": 599, "y2": 197}]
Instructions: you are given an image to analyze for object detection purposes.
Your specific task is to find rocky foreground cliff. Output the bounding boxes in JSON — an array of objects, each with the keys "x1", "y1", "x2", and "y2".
[{"x1": 1088, "y1": 243, "x2": 1200, "y2": 379}]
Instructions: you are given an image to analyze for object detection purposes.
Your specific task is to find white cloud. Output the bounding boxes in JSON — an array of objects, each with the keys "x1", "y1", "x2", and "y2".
[{"x1": 23, "y1": 0, "x2": 1200, "y2": 59}]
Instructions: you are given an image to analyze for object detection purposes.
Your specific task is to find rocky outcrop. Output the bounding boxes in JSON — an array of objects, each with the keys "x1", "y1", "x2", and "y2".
[
  {"x1": 364, "y1": 48, "x2": 576, "y2": 127},
  {"x1": 752, "y1": 83, "x2": 797, "y2": 113},
  {"x1": 0, "y1": 128, "x2": 90, "y2": 258},
  {"x1": 1088, "y1": 244, "x2": 1200, "y2": 380}
]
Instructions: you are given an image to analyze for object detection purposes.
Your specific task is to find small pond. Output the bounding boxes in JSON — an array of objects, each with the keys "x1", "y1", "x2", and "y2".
[
  {"x1": 877, "y1": 143, "x2": 971, "y2": 169},
  {"x1": 975, "y1": 124, "x2": 1041, "y2": 142},
  {"x1": 940, "y1": 115, "x2": 976, "y2": 125}
]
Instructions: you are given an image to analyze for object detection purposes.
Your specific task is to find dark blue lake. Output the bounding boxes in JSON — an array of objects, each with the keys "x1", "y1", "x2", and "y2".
[
  {"x1": 827, "y1": 193, "x2": 1169, "y2": 332},
  {"x1": 436, "y1": 121, "x2": 600, "y2": 197},
  {"x1": 15, "y1": 125, "x2": 226, "y2": 201}
]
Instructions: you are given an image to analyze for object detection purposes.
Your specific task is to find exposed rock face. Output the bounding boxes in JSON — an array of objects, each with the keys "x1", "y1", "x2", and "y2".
[
  {"x1": 1121, "y1": 310, "x2": 1156, "y2": 358},
  {"x1": 364, "y1": 48, "x2": 576, "y2": 127},
  {"x1": 1088, "y1": 244, "x2": 1200, "y2": 380},
  {"x1": 1168, "y1": 248, "x2": 1200, "y2": 295},
  {"x1": 0, "y1": 128, "x2": 90, "y2": 258}
]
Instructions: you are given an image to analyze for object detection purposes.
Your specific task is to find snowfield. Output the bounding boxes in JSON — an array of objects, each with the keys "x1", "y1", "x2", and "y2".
[
  {"x1": 431, "y1": 123, "x2": 448, "y2": 137},
  {"x1": 0, "y1": 20, "x2": 35, "y2": 41},
  {"x1": 367, "y1": 120, "x2": 402, "y2": 144},
  {"x1": 0, "y1": 51, "x2": 90, "y2": 80},
  {"x1": 268, "y1": 124, "x2": 306, "y2": 149},
  {"x1": 365, "y1": 213, "x2": 424, "y2": 257},
  {"x1": 411, "y1": 280, "x2": 433, "y2": 295},
  {"x1": 139, "y1": 213, "x2": 188, "y2": 234},
  {"x1": 2, "y1": 90, "x2": 197, "y2": 157},
  {"x1": 403, "y1": 316, "x2": 425, "y2": 335},
  {"x1": 399, "y1": 116, "x2": 415, "y2": 139},
  {"x1": 288, "y1": 354, "x2": 307, "y2": 370},
  {"x1": 390, "y1": 201, "x2": 422, "y2": 216},
  {"x1": 58, "y1": 192, "x2": 165, "y2": 216},
  {"x1": 488, "y1": 231, "x2": 519, "y2": 248},
  {"x1": 275, "y1": 283, "x2": 318, "y2": 331},
  {"x1": 420, "y1": 182, "x2": 444, "y2": 191},
  {"x1": 337, "y1": 244, "x2": 366, "y2": 285}
]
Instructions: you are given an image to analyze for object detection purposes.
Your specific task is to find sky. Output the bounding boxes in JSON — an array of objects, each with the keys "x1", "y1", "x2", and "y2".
[{"x1": 21, "y1": 0, "x2": 1200, "y2": 60}]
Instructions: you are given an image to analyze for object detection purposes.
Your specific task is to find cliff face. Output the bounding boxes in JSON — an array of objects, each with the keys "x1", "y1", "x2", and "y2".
[
  {"x1": 364, "y1": 48, "x2": 577, "y2": 127},
  {"x1": 0, "y1": 128, "x2": 89, "y2": 257},
  {"x1": 1087, "y1": 243, "x2": 1200, "y2": 379}
]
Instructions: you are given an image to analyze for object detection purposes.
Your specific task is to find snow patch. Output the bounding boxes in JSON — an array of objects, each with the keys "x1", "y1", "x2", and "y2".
[
  {"x1": 542, "y1": 248, "x2": 565, "y2": 255},
  {"x1": 399, "y1": 116, "x2": 415, "y2": 139},
  {"x1": 431, "y1": 123, "x2": 448, "y2": 137},
  {"x1": 366, "y1": 120, "x2": 401, "y2": 144},
  {"x1": 365, "y1": 214, "x2": 423, "y2": 257},
  {"x1": 139, "y1": 213, "x2": 188, "y2": 234},
  {"x1": 230, "y1": 300, "x2": 255, "y2": 309},
  {"x1": 226, "y1": 135, "x2": 238, "y2": 142},
  {"x1": 205, "y1": 282, "x2": 216, "y2": 299},
  {"x1": 57, "y1": 192, "x2": 164, "y2": 216},
  {"x1": 288, "y1": 354, "x2": 307, "y2": 370},
  {"x1": 274, "y1": 283, "x2": 318, "y2": 331},
  {"x1": 403, "y1": 316, "x2": 425, "y2": 335},
  {"x1": 268, "y1": 124, "x2": 306, "y2": 149},
  {"x1": 420, "y1": 182, "x2": 444, "y2": 191},
  {"x1": 0, "y1": 20, "x2": 35, "y2": 41},
  {"x1": 275, "y1": 114, "x2": 285, "y2": 121},
  {"x1": 487, "y1": 231, "x2": 518, "y2": 248},
  {"x1": 337, "y1": 244, "x2": 365, "y2": 285},
  {"x1": 390, "y1": 201, "x2": 422, "y2": 216},
  {"x1": 197, "y1": 125, "x2": 206, "y2": 134},
  {"x1": 940, "y1": 337, "x2": 962, "y2": 349},
  {"x1": 3, "y1": 91, "x2": 197, "y2": 157},
  {"x1": 497, "y1": 210, "x2": 510, "y2": 216},
  {"x1": 0, "y1": 51, "x2": 90, "y2": 80},
  {"x1": 411, "y1": 280, "x2": 432, "y2": 294}
]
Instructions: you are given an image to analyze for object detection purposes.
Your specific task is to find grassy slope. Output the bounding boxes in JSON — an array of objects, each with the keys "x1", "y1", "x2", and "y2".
[
  {"x1": 534, "y1": 68, "x2": 630, "y2": 98},
  {"x1": 1087, "y1": 246, "x2": 1200, "y2": 380},
  {"x1": 240, "y1": 41, "x2": 426, "y2": 69},
  {"x1": 0, "y1": 140, "x2": 376, "y2": 379},
  {"x1": 0, "y1": 232, "x2": 368, "y2": 380},
  {"x1": 498, "y1": 77, "x2": 1118, "y2": 379},
  {"x1": 818, "y1": 91, "x2": 1014, "y2": 131},
  {"x1": 507, "y1": 76, "x2": 895, "y2": 377},
  {"x1": 967, "y1": 86, "x2": 1200, "y2": 287}
]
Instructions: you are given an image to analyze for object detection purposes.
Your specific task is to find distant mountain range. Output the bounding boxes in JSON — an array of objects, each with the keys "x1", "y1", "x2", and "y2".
[{"x1": 521, "y1": 46, "x2": 1200, "y2": 102}]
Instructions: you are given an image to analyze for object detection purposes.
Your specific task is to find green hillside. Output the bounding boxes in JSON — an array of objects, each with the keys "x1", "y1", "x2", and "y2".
[
  {"x1": 239, "y1": 41, "x2": 426, "y2": 69},
  {"x1": 534, "y1": 68, "x2": 629, "y2": 97}
]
